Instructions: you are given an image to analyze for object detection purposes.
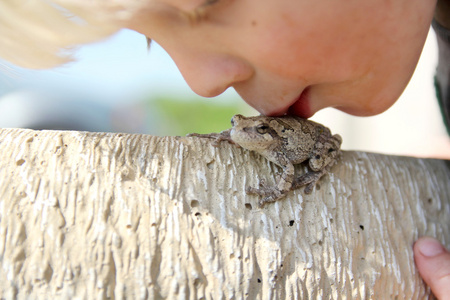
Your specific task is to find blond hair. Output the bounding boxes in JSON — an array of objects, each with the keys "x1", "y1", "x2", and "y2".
[{"x1": 0, "y1": 0, "x2": 142, "y2": 69}]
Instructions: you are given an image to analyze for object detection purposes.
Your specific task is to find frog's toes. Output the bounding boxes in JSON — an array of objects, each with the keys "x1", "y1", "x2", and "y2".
[
  {"x1": 259, "y1": 198, "x2": 272, "y2": 208},
  {"x1": 258, "y1": 191, "x2": 287, "y2": 207},
  {"x1": 303, "y1": 182, "x2": 315, "y2": 194},
  {"x1": 246, "y1": 185, "x2": 265, "y2": 196},
  {"x1": 293, "y1": 173, "x2": 316, "y2": 188},
  {"x1": 258, "y1": 179, "x2": 268, "y2": 188},
  {"x1": 246, "y1": 186, "x2": 285, "y2": 205},
  {"x1": 246, "y1": 186, "x2": 256, "y2": 195},
  {"x1": 246, "y1": 179, "x2": 268, "y2": 194},
  {"x1": 211, "y1": 140, "x2": 222, "y2": 147},
  {"x1": 259, "y1": 195, "x2": 278, "y2": 207}
]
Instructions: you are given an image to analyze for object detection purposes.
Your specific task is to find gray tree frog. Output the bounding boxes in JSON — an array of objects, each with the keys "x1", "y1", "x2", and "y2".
[{"x1": 188, "y1": 114, "x2": 342, "y2": 207}]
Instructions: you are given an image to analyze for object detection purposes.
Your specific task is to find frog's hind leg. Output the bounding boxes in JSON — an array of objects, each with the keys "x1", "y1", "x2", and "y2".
[
  {"x1": 293, "y1": 168, "x2": 327, "y2": 194},
  {"x1": 246, "y1": 179, "x2": 290, "y2": 207},
  {"x1": 247, "y1": 163, "x2": 295, "y2": 207}
]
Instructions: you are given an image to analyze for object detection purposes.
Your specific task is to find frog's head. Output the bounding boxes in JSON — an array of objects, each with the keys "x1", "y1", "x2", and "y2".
[{"x1": 229, "y1": 114, "x2": 283, "y2": 151}]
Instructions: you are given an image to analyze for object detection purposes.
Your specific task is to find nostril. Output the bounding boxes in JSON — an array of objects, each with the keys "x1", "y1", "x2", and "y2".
[{"x1": 231, "y1": 114, "x2": 244, "y2": 126}]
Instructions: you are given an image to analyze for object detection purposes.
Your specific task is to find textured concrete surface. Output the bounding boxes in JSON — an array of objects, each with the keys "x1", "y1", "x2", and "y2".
[{"x1": 0, "y1": 128, "x2": 448, "y2": 299}]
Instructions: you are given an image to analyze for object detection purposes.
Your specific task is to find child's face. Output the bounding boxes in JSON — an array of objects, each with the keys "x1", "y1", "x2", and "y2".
[{"x1": 128, "y1": 0, "x2": 435, "y2": 118}]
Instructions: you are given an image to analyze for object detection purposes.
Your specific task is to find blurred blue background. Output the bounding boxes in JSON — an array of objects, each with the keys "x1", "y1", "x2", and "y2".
[
  {"x1": 0, "y1": 29, "x2": 252, "y2": 135},
  {"x1": 0, "y1": 29, "x2": 449, "y2": 158}
]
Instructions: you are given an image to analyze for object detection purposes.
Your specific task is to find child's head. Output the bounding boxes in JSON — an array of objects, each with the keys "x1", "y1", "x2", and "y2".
[{"x1": 1, "y1": 0, "x2": 437, "y2": 118}]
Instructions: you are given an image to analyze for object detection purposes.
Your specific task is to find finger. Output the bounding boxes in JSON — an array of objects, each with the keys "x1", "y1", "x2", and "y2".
[{"x1": 414, "y1": 237, "x2": 450, "y2": 300}]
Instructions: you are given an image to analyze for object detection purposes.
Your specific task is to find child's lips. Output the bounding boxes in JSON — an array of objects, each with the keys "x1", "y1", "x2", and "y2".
[
  {"x1": 287, "y1": 88, "x2": 313, "y2": 118},
  {"x1": 254, "y1": 88, "x2": 313, "y2": 118}
]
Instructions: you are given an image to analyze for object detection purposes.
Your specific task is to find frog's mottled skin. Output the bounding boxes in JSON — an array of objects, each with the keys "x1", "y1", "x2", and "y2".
[{"x1": 189, "y1": 114, "x2": 342, "y2": 207}]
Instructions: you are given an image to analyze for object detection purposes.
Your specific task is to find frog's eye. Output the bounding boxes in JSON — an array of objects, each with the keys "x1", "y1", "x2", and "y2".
[{"x1": 256, "y1": 124, "x2": 269, "y2": 134}]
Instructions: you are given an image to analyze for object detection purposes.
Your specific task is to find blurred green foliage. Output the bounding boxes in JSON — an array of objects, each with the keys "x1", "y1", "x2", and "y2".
[{"x1": 146, "y1": 96, "x2": 254, "y2": 136}]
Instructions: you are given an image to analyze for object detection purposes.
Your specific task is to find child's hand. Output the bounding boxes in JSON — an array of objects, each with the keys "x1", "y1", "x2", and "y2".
[{"x1": 414, "y1": 237, "x2": 450, "y2": 300}]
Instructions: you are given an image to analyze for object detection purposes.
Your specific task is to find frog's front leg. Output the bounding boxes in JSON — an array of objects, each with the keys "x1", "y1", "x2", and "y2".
[
  {"x1": 187, "y1": 129, "x2": 235, "y2": 147},
  {"x1": 246, "y1": 162, "x2": 295, "y2": 207},
  {"x1": 292, "y1": 168, "x2": 328, "y2": 194}
]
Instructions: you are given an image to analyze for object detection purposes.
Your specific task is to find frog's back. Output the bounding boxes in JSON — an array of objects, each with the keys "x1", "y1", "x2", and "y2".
[{"x1": 271, "y1": 116, "x2": 322, "y2": 164}]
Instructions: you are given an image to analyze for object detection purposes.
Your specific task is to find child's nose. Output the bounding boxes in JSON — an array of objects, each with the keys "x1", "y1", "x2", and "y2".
[{"x1": 169, "y1": 49, "x2": 254, "y2": 98}]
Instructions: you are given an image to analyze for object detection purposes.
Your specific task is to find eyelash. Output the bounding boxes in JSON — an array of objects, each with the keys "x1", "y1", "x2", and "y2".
[
  {"x1": 190, "y1": 0, "x2": 220, "y2": 23},
  {"x1": 204, "y1": 0, "x2": 219, "y2": 5},
  {"x1": 146, "y1": 0, "x2": 220, "y2": 48}
]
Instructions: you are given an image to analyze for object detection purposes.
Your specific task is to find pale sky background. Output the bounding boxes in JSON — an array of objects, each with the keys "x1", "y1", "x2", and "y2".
[{"x1": 0, "y1": 28, "x2": 449, "y2": 158}]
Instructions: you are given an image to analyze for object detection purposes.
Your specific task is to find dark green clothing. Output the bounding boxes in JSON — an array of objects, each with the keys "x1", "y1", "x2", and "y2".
[{"x1": 433, "y1": 19, "x2": 450, "y2": 134}]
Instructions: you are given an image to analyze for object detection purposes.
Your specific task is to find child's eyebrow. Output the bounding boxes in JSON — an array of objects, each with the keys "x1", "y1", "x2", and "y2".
[{"x1": 141, "y1": 5, "x2": 202, "y2": 51}]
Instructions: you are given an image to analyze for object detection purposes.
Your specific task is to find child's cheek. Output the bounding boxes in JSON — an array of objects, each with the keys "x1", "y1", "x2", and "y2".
[{"x1": 237, "y1": 19, "x2": 352, "y2": 86}]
